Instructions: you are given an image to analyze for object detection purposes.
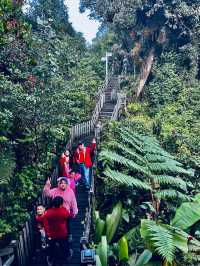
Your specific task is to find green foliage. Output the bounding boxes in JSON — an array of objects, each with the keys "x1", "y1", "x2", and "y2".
[
  {"x1": 0, "y1": 220, "x2": 12, "y2": 239},
  {"x1": 140, "y1": 219, "x2": 190, "y2": 264},
  {"x1": 147, "y1": 68, "x2": 182, "y2": 111},
  {"x1": 99, "y1": 125, "x2": 192, "y2": 202},
  {"x1": 118, "y1": 236, "x2": 129, "y2": 261},
  {"x1": 96, "y1": 236, "x2": 108, "y2": 266},
  {"x1": 95, "y1": 211, "x2": 106, "y2": 243},
  {"x1": 0, "y1": 0, "x2": 105, "y2": 237},
  {"x1": 171, "y1": 196, "x2": 200, "y2": 230},
  {"x1": 28, "y1": 0, "x2": 73, "y2": 34},
  {"x1": 94, "y1": 202, "x2": 123, "y2": 244},
  {"x1": 106, "y1": 202, "x2": 123, "y2": 243},
  {"x1": 132, "y1": 249, "x2": 152, "y2": 266}
]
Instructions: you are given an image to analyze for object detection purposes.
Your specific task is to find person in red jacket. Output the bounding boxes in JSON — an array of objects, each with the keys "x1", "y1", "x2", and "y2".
[
  {"x1": 44, "y1": 196, "x2": 71, "y2": 265},
  {"x1": 73, "y1": 138, "x2": 96, "y2": 189},
  {"x1": 59, "y1": 149, "x2": 71, "y2": 177},
  {"x1": 35, "y1": 205, "x2": 46, "y2": 249}
]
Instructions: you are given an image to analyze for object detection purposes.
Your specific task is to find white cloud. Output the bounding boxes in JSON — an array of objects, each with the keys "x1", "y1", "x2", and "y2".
[{"x1": 65, "y1": 0, "x2": 100, "y2": 43}]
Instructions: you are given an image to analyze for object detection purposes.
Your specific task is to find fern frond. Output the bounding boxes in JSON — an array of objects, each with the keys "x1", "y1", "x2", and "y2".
[
  {"x1": 152, "y1": 175, "x2": 187, "y2": 190},
  {"x1": 144, "y1": 147, "x2": 174, "y2": 158},
  {"x1": 143, "y1": 220, "x2": 175, "y2": 263},
  {"x1": 144, "y1": 154, "x2": 182, "y2": 167},
  {"x1": 147, "y1": 162, "x2": 191, "y2": 175},
  {"x1": 109, "y1": 141, "x2": 146, "y2": 164},
  {"x1": 150, "y1": 225, "x2": 175, "y2": 263},
  {"x1": 100, "y1": 150, "x2": 149, "y2": 176},
  {"x1": 104, "y1": 169, "x2": 151, "y2": 190},
  {"x1": 156, "y1": 189, "x2": 191, "y2": 201},
  {"x1": 124, "y1": 130, "x2": 145, "y2": 146},
  {"x1": 119, "y1": 132, "x2": 143, "y2": 153}
]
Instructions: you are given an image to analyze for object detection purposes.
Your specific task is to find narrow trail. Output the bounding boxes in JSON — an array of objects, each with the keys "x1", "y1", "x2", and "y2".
[{"x1": 27, "y1": 76, "x2": 122, "y2": 266}]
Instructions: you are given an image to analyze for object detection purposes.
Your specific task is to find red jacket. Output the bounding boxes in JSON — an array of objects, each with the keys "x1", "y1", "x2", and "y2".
[
  {"x1": 44, "y1": 206, "x2": 70, "y2": 239},
  {"x1": 59, "y1": 155, "x2": 71, "y2": 177},
  {"x1": 73, "y1": 143, "x2": 96, "y2": 168},
  {"x1": 35, "y1": 214, "x2": 45, "y2": 230}
]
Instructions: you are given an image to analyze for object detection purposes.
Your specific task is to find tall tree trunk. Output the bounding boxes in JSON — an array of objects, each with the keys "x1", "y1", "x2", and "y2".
[{"x1": 135, "y1": 48, "x2": 155, "y2": 99}]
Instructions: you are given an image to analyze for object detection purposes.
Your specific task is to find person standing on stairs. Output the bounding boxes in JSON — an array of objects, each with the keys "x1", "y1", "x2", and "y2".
[
  {"x1": 73, "y1": 138, "x2": 96, "y2": 189},
  {"x1": 59, "y1": 149, "x2": 72, "y2": 177},
  {"x1": 43, "y1": 177, "x2": 78, "y2": 253},
  {"x1": 43, "y1": 177, "x2": 78, "y2": 217},
  {"x1": 43, "y1": 196, "x2": 71, "y2": 265}
]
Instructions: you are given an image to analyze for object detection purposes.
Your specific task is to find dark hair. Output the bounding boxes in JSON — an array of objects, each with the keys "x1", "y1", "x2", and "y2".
[
  {"x1": 78, "y1": 141, "x2": 84, "y2": 146},
  {"x1": 36, "y1": 204, "x2": 44, "y2": 208},
  {"x1": 51, "y1": 196, "x2": 64, "y2": 208}
]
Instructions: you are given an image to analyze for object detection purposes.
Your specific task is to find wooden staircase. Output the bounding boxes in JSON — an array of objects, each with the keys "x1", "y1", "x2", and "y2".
[
  {"x1": 99, "y1": 76, "x2": 119, "y2": 121},
  {"x1": 30, "y1": 184, "x2": 89, "y2": 266},
  {"x1": 9, "y1": 76, "x2": 124, "y2": 266}
]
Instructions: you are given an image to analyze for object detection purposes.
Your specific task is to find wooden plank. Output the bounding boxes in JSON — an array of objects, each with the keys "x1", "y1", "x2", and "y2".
[
  {"x1": 22, "y1": 229, "x2": 28, "y2": 264},
  {"x1": 19, "y1": 234, "x2": 25, "y2": 266},
  {"x1": 0, "y1": 247, "x2": 13, "y2": 257},
  {"x1": 25, "y1": 221, "x2": 31, "y2": 256},
  {"x1": 3, "y1": 255, "x2": 14, "y2": 266},
  {"x1": 27, "y1": 220, "x2": 33, "y2": 252},
  {"x1": 17, "y1": 238, "x2": 23, "y2": 266}
]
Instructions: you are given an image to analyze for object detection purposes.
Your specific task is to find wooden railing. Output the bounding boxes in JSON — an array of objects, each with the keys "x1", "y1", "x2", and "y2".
[
  {"x1": 81, "y1": 169, "x2": 94, "y2": 244},
  {"x1": 80, "y1": 139, "x2": 97, "y2": 246},
  {"x1": 0, "y1": 244, "x2": 15, "y2": 266},
  {"x1": 111, "y1": 93, "x2": 125, "y2": 120},
  {"x1": 81, "y1": 81, "x2": 126, "y2": 246},
  {"x1": 66, "y1": 83, "x2": 106, "y2": 151},
  {"x1": 0, "y1": 218, "x2": 34, "y2": 266},
  {"x1": 110, "y1": 76, "x2": 120, "y2": 102},
  {"x1": 0, "y1": 75, "x2": 123, "y2": 266}
]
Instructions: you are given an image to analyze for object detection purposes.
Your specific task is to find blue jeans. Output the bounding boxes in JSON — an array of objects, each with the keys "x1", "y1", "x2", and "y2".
[{"x1": 79, "y1": 164, "x2": 90, "y2": 187}]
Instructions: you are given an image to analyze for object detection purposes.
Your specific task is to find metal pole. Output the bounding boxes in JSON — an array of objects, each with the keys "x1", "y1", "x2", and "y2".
[{"x1": 106, "y1": 52, "x2": 108, "y2": 86}]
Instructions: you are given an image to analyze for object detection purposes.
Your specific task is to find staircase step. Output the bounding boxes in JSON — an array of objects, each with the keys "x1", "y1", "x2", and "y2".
[
  {"x1": 99, "y1": 115, "x2": 113, "y2": 119},
  {"x1": 100, "y1": 111, "x2": 113, "y2": 115},
  {"x1": 101, "y1": 106, "x2": 115, "y2": 112}
]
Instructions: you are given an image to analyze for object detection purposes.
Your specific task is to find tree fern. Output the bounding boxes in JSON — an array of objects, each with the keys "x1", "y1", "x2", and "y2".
[
  {"x1": 104, "y1": 168, "x2": 151, "y2": 190},
  {"x1": 99, "y1": 126, "x2": 193, "y2": 202}
]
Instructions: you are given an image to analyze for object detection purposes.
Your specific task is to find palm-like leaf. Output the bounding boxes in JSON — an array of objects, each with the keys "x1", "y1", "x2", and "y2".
[
  {"x1": 96, "y1": 236, "x2": 108, "y2": 266},
  {"x1": 106, "y1": 202, "x2": 122, "y2": 243},
  {"x1": 134, "y1": 249, "x2": 152, "y2": 266},
  {"x1": 172, "y1": 201, "x2": 200, "y2": 230},
  {"x1": 118, "y1": 236, "x2": 129, "y2": 261}
]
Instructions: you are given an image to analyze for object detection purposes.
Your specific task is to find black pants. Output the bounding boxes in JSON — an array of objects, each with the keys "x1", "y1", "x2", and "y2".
[
  {"x1": 67, "y1": 218, "x2": 71, "y2": 234},
  {"x1": 47, "y1": 238, "x2": 69, "y2": 261}
]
